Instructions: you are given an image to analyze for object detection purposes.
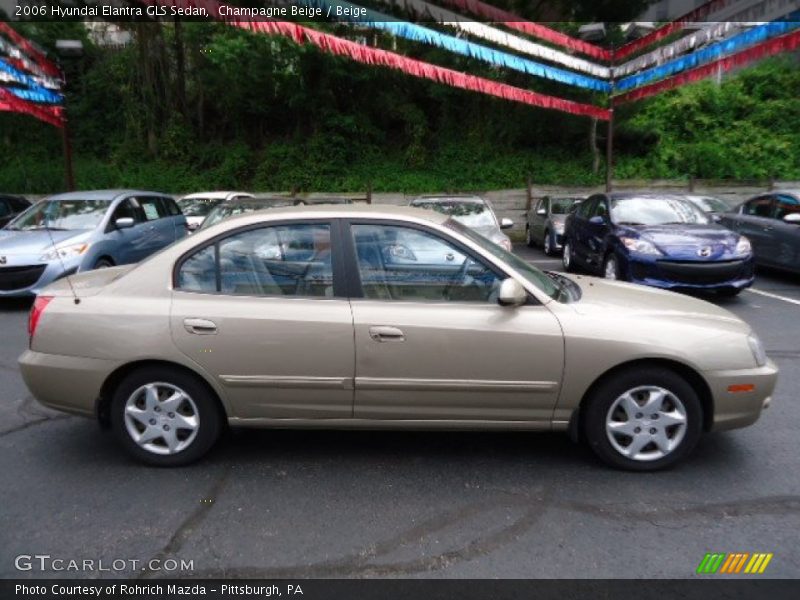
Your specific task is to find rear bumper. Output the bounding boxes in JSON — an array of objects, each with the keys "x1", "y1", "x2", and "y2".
[
  {"x1": 624, "y1": 255, "x2": 755, "y2": 291},
  {"x1": 706, "y1": 359, "x2": 779, "y2": 431},
  {"x1": 18, "y1": 349, "x2": 119, "y2": 417}
]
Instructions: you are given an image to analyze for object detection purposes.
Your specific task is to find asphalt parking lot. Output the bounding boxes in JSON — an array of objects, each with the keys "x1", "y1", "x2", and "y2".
[{"x1": 1, "y1": 245, "x2": 799, "y2": 579}]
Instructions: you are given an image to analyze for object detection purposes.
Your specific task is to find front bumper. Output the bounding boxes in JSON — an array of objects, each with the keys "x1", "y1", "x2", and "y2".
[
  {"x1": 0, "y1": 255, "x2": 79, "y2": 297},
  {"x1": 706, "y1": 359, "x2": 779, "y2": 431},
  {"x1": 19, "y1": 349, "x2": 119, "y2": 417},
  {"x1": 624, "y1": 254, "x2": 755, "y2": 292}
]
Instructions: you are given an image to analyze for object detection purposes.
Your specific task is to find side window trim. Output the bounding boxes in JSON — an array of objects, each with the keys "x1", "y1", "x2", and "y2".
[
  {"x1": 172, "y1": 218, "x2": 346, "y2": 299},
  {"x1": 340, "y1": 218, "x2": 510, "y2": 302}
]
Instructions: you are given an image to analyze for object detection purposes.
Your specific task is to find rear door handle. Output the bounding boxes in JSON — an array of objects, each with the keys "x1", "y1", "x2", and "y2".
[
  {"x1": 184, "y1": 318, "x2": 217, "y2": 335},
  {"x1": 369, "y1": 326, "x2": 405, "y2": 342}
]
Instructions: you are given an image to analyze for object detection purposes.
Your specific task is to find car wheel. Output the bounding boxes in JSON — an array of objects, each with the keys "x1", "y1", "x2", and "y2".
[
  {"x1": 717, "y1": 288, "x2": 743, "y2": 298},
  {"x1": 94, "y1": 257, "x2": 114, "y2": 269},
  {"x1": 525, "y1": 226, "x2": 535, "y2": 248},
  {"x1": 562, "y1": 241, "x2": 575, "y2": 272},
  {"x1": 543, "y1": 231, "x2": 554, "y2": 256},
  {"x1": 110, "y1": 366, "x2": 222, "y2": 466},
  {"x1": 583, "y1": 367, "x2": 703, "y2": 471},
  {"x1": 603, "y1": 254, "x2": 620, "y2": 280}
]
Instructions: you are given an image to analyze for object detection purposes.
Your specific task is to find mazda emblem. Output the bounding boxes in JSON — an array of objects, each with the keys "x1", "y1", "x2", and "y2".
[
  {"x1": 697, "y1": 246, "x2": 712, "y2": 258},
  {"x1": 0, "y1": 256, "x2": 6, "y2": 265}
]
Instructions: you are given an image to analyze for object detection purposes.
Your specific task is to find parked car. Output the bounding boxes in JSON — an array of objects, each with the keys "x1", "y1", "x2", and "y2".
[
  {"x1": 178, "y1": 191, "x2": 254, "y2": 232},
  {"x1": 719, "y1": 190, "x2": 800, "y2": 274},
  {"x1": 562, "y1": 193, "x2": 754, "y2": 296},
  {"x1": 0, "y1": 190, "x2": 186, "y2": 297},
  {"x1": 684, "y1": 195, "x2": 732, "y2": 219},
  {"x1": 200, "y1": 196, "x2": 295, "y2": 230},
  {"x1": 409, "y1": 195, "x2": 513, "y2": 251},
  {"x1": 20, "y1": 205, "x2": 776, "y2": 470},
  {"x1": 526, "y1": 196, "x2": 582, "y2": 255},
  {"x1": 0, "y1": 194, "x2": 32, "y2": 228},
  {"x1": 293, "y1": 196, "x2": 353, "y2": 206}
]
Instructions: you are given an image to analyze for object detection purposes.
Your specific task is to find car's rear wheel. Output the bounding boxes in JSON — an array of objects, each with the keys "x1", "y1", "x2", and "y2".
[
  {"x1": 525, "y1": 226, "x2": 535, "y2": 248},
  {"x1": 562, "y1": 241, "x2": 575, "y2": 272},
  {"x1": 110, "y1": 366, "x2": 222, "y2": 466},
  {"x1": 543, "y1": 230, "x2": 554, "y2": 256},
  {"x1": 583, "y1": 367, "x2": 703, "y2": 471}
]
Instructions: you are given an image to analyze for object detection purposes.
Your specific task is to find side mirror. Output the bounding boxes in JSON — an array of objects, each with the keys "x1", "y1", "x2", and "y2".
[
  {"x1": 500, "y1": 218, "x2": 514, "y2": 230},
  {"x1": 589, "y1": 215, "x2": 606, "y2": 225},
  {"x1": 497, "y1": 278, "x2": 527, "y2": 307},
  {"x1": 710, "y1": 213, "x2": 722, "y2": 222},
  {"x1": 783, "y1": 213, "x2": 800, "y2": 224},
  {"x1": 115, "y1": 217, "x2": 135, "y2": 229},
  {"x1": 536, "y1": 208, "x2": 547, "y2": 216}
]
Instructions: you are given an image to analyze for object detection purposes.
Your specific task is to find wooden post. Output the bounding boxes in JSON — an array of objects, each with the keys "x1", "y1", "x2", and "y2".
[
  {"x1": 62, "y1": 117, "x2": 75, "y2": 192},
  {"x1": 605, "y1": 107, "x2": 614, "y2": 193},
  {"x1": 525, "y1": 174, "x2": 533, "y2": 212},
  {"x1": 366, "y1": 180, "x2": 373, "y2": 204},
  {"x1": 768, "y1": 176, "x2": 776, "y2": 191},
  {"x1": 689, "y1": 175, "x2": 696, "y2": 192}
]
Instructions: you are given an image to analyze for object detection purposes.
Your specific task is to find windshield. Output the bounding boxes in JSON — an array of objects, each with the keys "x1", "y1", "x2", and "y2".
[
  {"x1": 201, "y1": 201, "x2": 292, "y2": 229},
  {"x1": 610, "y1": 197, "x2": 709, "y2": 226},
  {"x1": 179, "y1": 197, "x2": 223, "y2": 217},
  {"x1": 690, "y1": 196, "x2": 729, "y2": 213},
  {"x1": 550, "y1": 198, "x2": 579, "y2": 215},
  {"x1": 445, "y1": 219, "x2": 565, "y2": 301},
  {"x1": 8, "y1": 199, "x2": 110, "y2": 231},
  {"x1": 414, "y1": 200, "x2": 497, "y2": 229}
]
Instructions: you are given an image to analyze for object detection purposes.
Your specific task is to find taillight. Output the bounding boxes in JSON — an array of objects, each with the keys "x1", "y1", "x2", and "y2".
[{"x1": 28, "y1": 295, "x2": 54, "y2": 342}]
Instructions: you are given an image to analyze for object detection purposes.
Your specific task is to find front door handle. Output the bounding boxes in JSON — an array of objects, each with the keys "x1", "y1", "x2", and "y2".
[
  {"x1": 369, "y1": 326, "x2": 405, "y2": 342},
  {"x1": 184, "y1": 318, "x2": 218, "y2": 335}
]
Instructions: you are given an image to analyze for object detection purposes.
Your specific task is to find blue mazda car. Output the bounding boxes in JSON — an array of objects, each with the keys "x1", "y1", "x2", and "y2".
[
  {"x1": 0, "y1": 190, "x2": 186, "y2": 297},
  {"x1": 562, "y1": 193, "x2": 754, "y2": 296}
]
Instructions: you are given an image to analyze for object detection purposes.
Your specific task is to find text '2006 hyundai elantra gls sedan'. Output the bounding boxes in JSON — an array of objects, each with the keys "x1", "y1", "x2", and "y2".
[{"x1": 19, "y1": 206, "x2": 777, "y2": 470}]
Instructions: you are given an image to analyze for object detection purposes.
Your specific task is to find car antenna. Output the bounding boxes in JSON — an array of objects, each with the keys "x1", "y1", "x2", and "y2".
[{"x1": 42, "y1": 206, "x2": 81, "y2": 305}]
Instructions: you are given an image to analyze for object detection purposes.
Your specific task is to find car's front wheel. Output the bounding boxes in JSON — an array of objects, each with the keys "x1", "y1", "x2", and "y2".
[
  {"x1": 603, "y1": 254, "x2": 621, "y2": 280},
  {"x1": 525, "y1": 226, "x2": 535, "y2": 248},
  {"x1": 562, "y1": 241, "x2": 575, "y2": 272},
  {"x1": 543, "y1": 230, "x2": 555, "y2": 256},
  {"x1": 110, "y1": 366, "x2": 222, "y2": 466},
  {"x1": 583, "y1": 367, "x2": 703, "y2": 471}
]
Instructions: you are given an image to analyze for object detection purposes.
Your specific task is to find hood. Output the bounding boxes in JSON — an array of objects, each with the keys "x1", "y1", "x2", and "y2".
[
  {"x1": 0, "y1": 229, "x2": 90, "y2": 256},
  {"x1": 39, "y1": 265, "x2": 134, "y2": 298},
  {"x1": 472, "y1": 224, "x2": 507, "y2": 245},
  {"x1": 564, "y1": 274, "x2": 748, "y2": 334},
  {"x1": 618, "y1": 223, "x2": 744, "y2": 260}
]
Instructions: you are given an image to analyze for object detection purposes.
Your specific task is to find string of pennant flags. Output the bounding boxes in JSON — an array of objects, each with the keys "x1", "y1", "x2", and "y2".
[{"x1": 2, "y1": 0, "x2": 800, "y2": 129}]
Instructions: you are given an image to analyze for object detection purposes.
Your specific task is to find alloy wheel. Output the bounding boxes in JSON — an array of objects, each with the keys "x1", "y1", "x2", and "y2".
[
  {"x1": 544, "y1": 232, "x2": 553, "y2": 255},
  {"x1": 605, "y1": 385, "x2": 688, "y2": 461},
  {"x1": 604, "y1": 257, "x2": 618, "y2": 280},
  {"x1": 123, "y1": 382, "x2": 200, "y2": 455},
  {"x1": 562, "y1": 242, "x2": 571, "y2": 269}
]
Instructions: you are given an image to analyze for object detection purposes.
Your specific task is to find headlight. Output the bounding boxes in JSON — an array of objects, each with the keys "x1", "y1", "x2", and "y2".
[
  {"x1": 553, "y1": 223, "x2": 565, "y2": 234},
  {"x1": 39, "y1": 243, "x2": 89, "y2": 262},
  {"x1": 735, "y1": 236, "x2": 752, "y2": 257},
  {"x1": 748, "y1": 333, "x2": 767, "y2": 367},
  {"x1": 620, "y1": 237, "x2": 662, "y2": 256}
]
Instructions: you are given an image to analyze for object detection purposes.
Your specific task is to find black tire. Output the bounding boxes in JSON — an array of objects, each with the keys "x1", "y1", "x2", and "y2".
[
  {"x1": 543, "y1": 230, "x2": 555, "y2": 256},
  {"x1": 525, "y1": 226, "x2": 535, "y2": 248},
  {"x1": 717, "y1": 288, "x2": 743, "y2": 298},
  {"x1": 582, "y1": 367, "x2": 703, "y2": 471},
  {"x1": 110, "y1": 366, "x2": 222, "y2": 466},
  {"x1": 94, "y1": 257, "x2": 114, "y2": 269},
  {"x1": 562, "y1": 240, "x2": 576, "y2": 272}
]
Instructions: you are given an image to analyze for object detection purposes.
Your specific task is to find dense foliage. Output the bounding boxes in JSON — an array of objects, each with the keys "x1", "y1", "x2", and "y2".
[{"x1": 1, "y1": 17, "x2": 798, "y2": 194}]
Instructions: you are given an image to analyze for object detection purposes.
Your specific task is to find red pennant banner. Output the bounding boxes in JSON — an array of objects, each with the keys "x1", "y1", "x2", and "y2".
[
  {"x1": 0, "y1": 87, "x2": 64, "y2": 127},
  {"x1": 614, "y1": 28, "x2": 800, "y2": 104},
  {"x1": 0, "y1": 22, "x2": 62, "y2": 80}
]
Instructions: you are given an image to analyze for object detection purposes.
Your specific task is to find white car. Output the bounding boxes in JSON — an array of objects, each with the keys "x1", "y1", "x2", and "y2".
[{"x1": 178, "y1": 191, "x2": 254, "y2": 231}]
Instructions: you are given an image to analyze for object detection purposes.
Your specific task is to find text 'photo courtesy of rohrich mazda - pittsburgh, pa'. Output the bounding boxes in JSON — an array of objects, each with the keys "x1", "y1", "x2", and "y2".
[{"x1": 1, "y1": 1, "x2": 800, "y2": 597}]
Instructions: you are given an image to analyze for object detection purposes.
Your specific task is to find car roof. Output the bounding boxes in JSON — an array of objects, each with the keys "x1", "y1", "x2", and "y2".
[
  {"x1": 181, "y1": 191, "x2": 249, "y2": 200},
  {"x1": 207, "y1": 204, "x2": 449, "y2": 227},
  {"x1": 218, "y1": 196, "x2": 293, "y2": 205},
  {"x1": 45, "y1": 190, "x2": 167, "y2": 201},
  {"x1": 606, "y1": 193, "x2": 700, "y2": 201},
  {"x1": 412, "y1": 195, "x2": 485, "y2": 204}
]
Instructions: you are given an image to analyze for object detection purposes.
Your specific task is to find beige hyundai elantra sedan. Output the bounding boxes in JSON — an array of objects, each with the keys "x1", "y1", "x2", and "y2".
[{"x1": 19, "y1": 206, "x2": 777, "y2": 470}]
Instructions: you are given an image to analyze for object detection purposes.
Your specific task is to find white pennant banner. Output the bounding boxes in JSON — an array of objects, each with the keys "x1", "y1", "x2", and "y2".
[{"x1": 374, "y1": 0, "x2": 611, "y2": 78}]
